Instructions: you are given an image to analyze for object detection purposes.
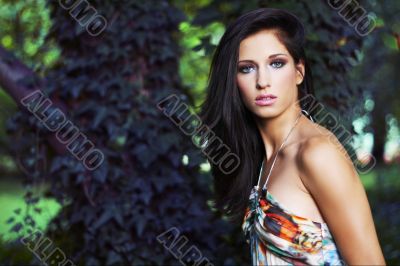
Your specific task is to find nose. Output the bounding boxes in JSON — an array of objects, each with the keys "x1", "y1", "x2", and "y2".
[{"x1": 256, "y1": 67, "x2": 270, "y2": 89}]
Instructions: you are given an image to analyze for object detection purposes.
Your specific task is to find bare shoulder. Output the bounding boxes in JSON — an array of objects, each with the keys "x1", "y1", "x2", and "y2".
[
  {"x1": 296, "y1": 130, "x2": 358, "y2": 188},
  {"x1": 294, "y1": 129, "x2": 386, "y2": 264}
]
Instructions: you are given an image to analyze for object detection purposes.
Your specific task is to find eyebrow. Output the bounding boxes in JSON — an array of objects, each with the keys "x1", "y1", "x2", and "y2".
[{"x1": 238, "y1": 53, "x2": 288, "y2": 63}]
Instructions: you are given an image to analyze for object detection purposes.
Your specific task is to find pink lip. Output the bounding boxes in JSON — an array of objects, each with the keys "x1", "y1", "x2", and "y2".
[{"x1": 255, "y1": 94, "x2": 277, "y2": 106}]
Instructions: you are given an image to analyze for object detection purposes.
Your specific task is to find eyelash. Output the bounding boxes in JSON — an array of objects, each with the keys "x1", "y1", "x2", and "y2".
[
  {"x1": 271, "y1": 61, "x2": 286, "y2": 68},
  {"x1": 238, "y1": 60, "x2": 286, "y2": 73}
]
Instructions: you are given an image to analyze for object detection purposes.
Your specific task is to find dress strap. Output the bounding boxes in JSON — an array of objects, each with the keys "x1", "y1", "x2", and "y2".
[
  {"x1": 255, "y1": 159, "x2": 265, "y2": 189},
  {"x1": 255, "y1": 156, "x2": 275, "y2": 191},
  {"x1": 255, "y1": 110, "x2": 302, "y2": 191}
]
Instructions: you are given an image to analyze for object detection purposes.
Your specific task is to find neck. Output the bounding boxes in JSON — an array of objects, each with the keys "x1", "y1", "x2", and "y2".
[{"x1": 255, "y1": 106, "x2": 303, "y2": 160}]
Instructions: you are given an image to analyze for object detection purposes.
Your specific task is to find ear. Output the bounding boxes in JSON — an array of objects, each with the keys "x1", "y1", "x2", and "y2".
[{"x1": 295, "y1": 60, "x2": 305, "y2": 85}]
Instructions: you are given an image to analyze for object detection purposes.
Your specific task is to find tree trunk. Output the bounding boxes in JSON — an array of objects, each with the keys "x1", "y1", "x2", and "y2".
[{"x1": 370, "y1": 106, "x2": 387, "y2": 164}]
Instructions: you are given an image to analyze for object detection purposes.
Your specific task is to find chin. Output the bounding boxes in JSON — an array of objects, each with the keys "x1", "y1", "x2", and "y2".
[{"x1": 252, "y1": 109, "x2": 279, "y2": 119}]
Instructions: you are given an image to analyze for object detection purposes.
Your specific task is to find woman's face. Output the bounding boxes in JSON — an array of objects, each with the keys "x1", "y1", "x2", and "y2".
[{"x1": 236, "y1": 29, "x2": 304, "y2": 119}]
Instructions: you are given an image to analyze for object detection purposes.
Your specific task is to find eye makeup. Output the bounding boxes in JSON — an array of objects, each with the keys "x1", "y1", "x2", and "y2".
[{"x1": 237, "y1": 58, "x2": 287, "y2": 74}]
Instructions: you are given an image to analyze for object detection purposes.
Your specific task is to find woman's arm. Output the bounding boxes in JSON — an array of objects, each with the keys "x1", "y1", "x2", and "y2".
[{"x1": 297, "y1": 136, "x2": 386, "y2": 265}]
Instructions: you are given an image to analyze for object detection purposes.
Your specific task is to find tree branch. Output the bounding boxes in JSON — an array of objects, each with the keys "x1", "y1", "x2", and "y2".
[{"x1": 0, "y1": 45, "x2": 67, "y2": 154}]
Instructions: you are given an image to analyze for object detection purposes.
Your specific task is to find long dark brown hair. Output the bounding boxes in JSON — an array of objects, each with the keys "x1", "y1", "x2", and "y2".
[{"x1": 198, "y1": 8, "x2": 316, "y2": 224}]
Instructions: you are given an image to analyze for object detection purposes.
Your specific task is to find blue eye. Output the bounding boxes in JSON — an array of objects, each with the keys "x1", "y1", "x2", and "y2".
[
  {"x1": 238, "y1": 65, "x2": 255, "y2": 74},
  {"x1": 271, "y1": 61, "x2": 285, "y2": 68}
]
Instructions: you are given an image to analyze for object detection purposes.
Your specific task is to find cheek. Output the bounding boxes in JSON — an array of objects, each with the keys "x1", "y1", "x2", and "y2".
[
  {"x1": 236, "y1": 76, "x2": 251, "y2": 96},
  {"x1": 236, "y1": 76, "x2": 255, "y2": 107},
  {"x1": 273, "y1": 68, "x2": 297, "y2": 87}
]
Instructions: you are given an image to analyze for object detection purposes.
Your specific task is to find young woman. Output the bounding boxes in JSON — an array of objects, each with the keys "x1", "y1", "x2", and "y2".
[{"x1": 199, "y1": 8, "x2": 385, "y2": 265}]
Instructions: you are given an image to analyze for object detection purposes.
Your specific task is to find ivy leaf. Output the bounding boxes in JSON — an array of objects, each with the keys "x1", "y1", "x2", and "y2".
[
  {"x1": 106, "y1": 250, "x2": 122, "y2": 265},
  {"x1": 10, "y1": 223, "x2": 22, "y2": 233},
  {"x1": 92, "y1": 209, "x2": 113, "y2": 230},
  {"x1": 135, "y1": 217, "x2": 147, "y2": 237},
  {"x1": 92, "y1": 106, "x2": 108, "y2": 128},
  {"x1": 132, "y1": 143, "x2": 158, "y2": 168}
]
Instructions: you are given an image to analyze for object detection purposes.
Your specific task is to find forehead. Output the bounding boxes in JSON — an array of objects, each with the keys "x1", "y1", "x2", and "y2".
[{"x1": 238, "y1": 29, "x2": 288, "y2": 59}]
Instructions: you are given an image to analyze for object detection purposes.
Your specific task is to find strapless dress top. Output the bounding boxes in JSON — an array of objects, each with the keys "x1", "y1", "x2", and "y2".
[{"x1": 242, "y1": 185, "x2": 346, "y2": 265}]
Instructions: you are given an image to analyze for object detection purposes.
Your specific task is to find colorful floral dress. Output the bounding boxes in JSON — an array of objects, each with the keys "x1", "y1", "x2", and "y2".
[{"x1": 242, "y1": 162, "x2": 346, "y2": 265}]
